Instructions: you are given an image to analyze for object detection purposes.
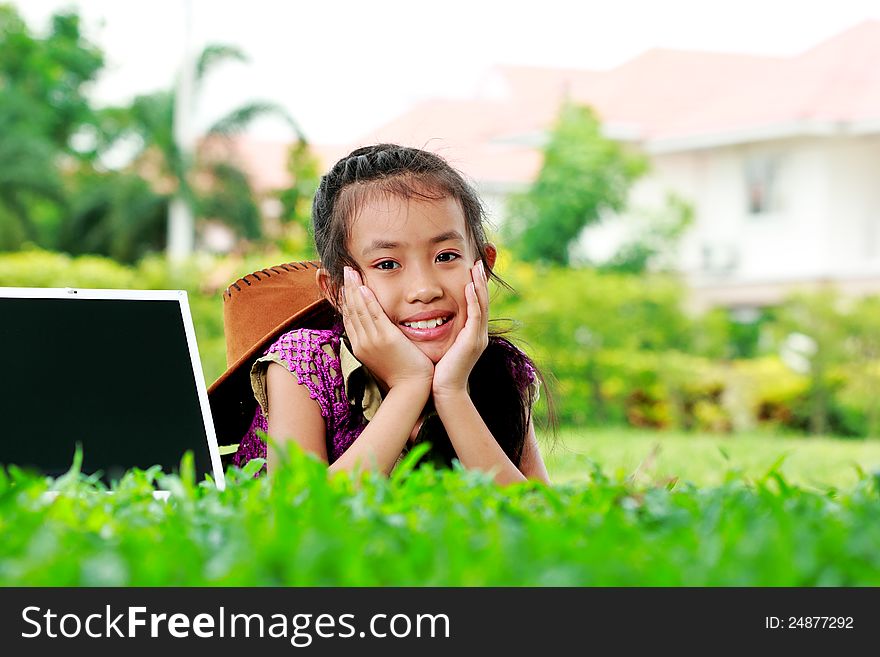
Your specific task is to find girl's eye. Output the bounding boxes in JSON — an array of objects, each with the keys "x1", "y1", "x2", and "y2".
[
  {"x1": 436, "y1": 252, "x2": 460, "y2": 263},
  {"x1": 375, "y1": 260, "x2": 400, "y2": 270}
]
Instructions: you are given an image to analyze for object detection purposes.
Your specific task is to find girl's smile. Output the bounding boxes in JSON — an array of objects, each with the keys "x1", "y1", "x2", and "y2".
[{"x1": 398, "y1": 310, "x2": 456, "y2": 342}]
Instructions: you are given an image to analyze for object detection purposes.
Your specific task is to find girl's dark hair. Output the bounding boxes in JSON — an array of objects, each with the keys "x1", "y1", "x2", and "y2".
[{"x1": 312, "y1": 143, "x2": 554, "y2": 468}]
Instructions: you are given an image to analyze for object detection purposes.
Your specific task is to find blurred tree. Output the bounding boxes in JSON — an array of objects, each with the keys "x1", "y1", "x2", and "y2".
[
  {"x1": 842, "y1": 296, "x2": 880, "y2": 436},
  {"x1": 276, "y1": 138, "x2": 321, "y2": 256},
  {"x1": 0, "y1": 91, "x2": 64, "y2": 248},
  {"x1": 503, "y1": 102, "x2": 648, "y2": 265},
  {"x1": 492, "y1": 260, "x2": 691, "y2": 423},
  {"x1": 773, "y1": 291, "x2": 848, "y2": 435},
  {"x1": 62, "y1": 43, "x2": 304, "y2": 262},
  {"x1": 58, "y1": 169, "x2": 167, "y2": 263},
  {"x1": 0, "y1": 5, "x2": 103, "y2": 250},
  {"x1": 0, "y1": 6, "x2": 102, "y2": 153}
]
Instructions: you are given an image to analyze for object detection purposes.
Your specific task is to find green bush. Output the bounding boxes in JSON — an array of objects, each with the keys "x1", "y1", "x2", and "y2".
[
  {"x1": 4, "y1": 249, "x2": 880, "y2": 437},
  {"x1": 0, "y1": 249, "x2": 138, "y2": 288},
  {"x1": 493, "y1": 260, "x2": 736, "y2": 431},
  {"x1": 764, "y1": 291, "x2": 880, "y2": 437},
  {"x1": 826, "y1": 361, "x2": 880, "y2": 438},
  {"x1": 493, "y1": 258, "x2": 692, "y2": 352},
  {"x1": 725, "y1": 357, "x2": 809, "y2": 432},
  {"x1": 1, "y1": 443, "x2": 879, "y2": 586}
]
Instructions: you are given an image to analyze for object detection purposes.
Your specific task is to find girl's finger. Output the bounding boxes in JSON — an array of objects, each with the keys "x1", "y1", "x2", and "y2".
[
  {"x1": 472, "y1": 262, "x2": 489, "y2": 321},
  {"x1": 351, "y1": 268, "x2": 398, "y2": 332},
  {"x1": 358, "y1": 283, "x2": 390, "y2": 326},
  {"x1": 343, "y1": 267, "x2": 368, "y2": 338},
  {"x1": 464, "y1": 280, "x2": 481, "y2": 333},
  {"x1": 347, "y1": 268, "x2": 381, "y2": 340},
  {"x1": 340, "y1": 291, "x2": 360, "y2": 341}
]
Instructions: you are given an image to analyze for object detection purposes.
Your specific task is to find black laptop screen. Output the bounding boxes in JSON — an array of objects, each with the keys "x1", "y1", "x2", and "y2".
[{"x1": 0, "y1": 296, "x2": 214, "y2": 483}]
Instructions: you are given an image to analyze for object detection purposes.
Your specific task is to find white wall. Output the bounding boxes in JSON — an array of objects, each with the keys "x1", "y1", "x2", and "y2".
[
  {"x1": 824, "y1": 135, "x2": 880, "y2": 276},
  {"x1": 645, "y1": 135, "x2": 880, "y2": 285}
]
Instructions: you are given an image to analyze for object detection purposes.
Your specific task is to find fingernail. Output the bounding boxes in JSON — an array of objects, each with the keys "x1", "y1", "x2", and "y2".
[{"x1": 479, "y1": 261, "x2": 486, "y2": 279}]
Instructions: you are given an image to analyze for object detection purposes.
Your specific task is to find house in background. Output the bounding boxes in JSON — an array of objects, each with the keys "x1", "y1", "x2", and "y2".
[{"x1": 233, "y1": 21, "x2": 880, "y2": 310}]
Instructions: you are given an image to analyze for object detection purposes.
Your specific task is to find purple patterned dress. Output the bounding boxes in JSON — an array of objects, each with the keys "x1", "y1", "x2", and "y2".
[{"x1": 233, "y1": 324, "x2": 362, "y2": 467}]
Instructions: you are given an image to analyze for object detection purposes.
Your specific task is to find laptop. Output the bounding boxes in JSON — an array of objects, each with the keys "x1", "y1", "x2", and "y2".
[{"x1": 0, "y1": 287, "x2": 226, "y2": 492}]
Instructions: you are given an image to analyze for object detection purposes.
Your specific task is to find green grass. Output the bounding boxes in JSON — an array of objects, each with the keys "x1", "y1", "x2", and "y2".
[
  {"x1": 543, "y1": 427, "x2": 880, "y2": 491},
  {"x1": 1, "y1": 440, "x2": 879, "y2": 586}
]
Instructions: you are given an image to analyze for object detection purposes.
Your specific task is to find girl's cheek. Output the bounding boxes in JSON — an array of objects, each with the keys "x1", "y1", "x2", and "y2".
[{"x1": 368, "y1": 283, "x2": 395, "y2": 315}]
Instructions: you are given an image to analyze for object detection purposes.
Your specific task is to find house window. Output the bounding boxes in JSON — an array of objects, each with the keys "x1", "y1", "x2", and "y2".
[{"x1": 744, "y1": 155, "x2": 780, "y2": 215}]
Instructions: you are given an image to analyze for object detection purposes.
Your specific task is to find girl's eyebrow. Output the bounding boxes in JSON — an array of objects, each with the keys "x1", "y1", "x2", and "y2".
[
  {"x1": 430, "y1": 230, "x2": 465, "y2": 245},
  {"x1": 362, "y1": 239, "x2": 399, "y2": 255},
  {"x1": 362, "y1": 231, "x2": 465, "y2": 256}
]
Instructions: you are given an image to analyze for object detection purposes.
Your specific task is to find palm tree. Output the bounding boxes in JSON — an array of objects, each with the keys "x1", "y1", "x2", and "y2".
[
  {"x1": 0, "y1": 91, "x2": 65, "y2": 250},
  {"x1": 60, "y1": 43, "x2": 303, "y2": 262},
  {"x1": 59, "y1": 168, "x2": 166, "y2": 263}
]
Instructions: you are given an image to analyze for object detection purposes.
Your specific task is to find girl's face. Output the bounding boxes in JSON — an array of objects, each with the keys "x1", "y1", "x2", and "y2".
[{"x1": 344, "y1": 193, "x2": 489, "y2": 364}]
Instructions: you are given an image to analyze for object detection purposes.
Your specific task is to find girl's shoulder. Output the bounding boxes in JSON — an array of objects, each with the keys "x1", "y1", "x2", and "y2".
[
  {"x1": 251, "y1": 325, "x2": 344, "y2": 417},
  {"x1": 264, "y1": 325, "x2": 342, "y2": 360}
]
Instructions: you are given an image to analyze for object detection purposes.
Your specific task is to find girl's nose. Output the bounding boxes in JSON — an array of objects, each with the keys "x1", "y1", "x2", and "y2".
[{"x1": 406, "y1": 270, "x2": 443, "y2": 304}]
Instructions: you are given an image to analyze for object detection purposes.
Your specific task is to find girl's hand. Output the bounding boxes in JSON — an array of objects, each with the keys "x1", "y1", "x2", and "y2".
[
  {"x1": 432, "y1": 261, "x2": 488, "y2": 398},
  {"x1": 342, "y1": 266, "x2": 434, "y2": 391}
]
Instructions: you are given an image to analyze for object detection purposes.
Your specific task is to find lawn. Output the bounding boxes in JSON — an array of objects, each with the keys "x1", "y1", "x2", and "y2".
[
  {"x1": 2, "y1": 438, "x2": 879, "y2": 586},
  {"x1": 542, "y1": 427, "x2": 880, "y2": 491}
]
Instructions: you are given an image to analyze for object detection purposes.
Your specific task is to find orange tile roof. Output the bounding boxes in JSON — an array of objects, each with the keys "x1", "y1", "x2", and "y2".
[
  {"x1": 227, "y1": 138, "x2": 352, "y2": 194},
  {"x1": 627, "y1": 21, "x2": 880, "y2": 141}
]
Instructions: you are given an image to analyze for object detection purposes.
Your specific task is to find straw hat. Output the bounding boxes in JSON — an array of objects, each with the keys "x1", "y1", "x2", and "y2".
[{"x1": 207, "y1": 261, "x2": 336, "y2": 447}]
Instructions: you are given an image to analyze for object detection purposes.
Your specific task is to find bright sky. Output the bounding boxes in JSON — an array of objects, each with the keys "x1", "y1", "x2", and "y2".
[{"x1": 15, "y1": 0, "x2": 880, "y2": 144}]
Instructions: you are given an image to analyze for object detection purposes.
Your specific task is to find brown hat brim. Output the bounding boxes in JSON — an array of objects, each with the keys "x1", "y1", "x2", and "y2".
[{"x1": 207, "y1": 262, "x2": 337, "y2": 449}]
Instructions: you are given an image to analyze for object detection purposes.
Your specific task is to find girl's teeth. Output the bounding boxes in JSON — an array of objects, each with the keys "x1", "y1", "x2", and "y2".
[{"x1": 406, "y1": 317, "x2": 445, "y2": 329}]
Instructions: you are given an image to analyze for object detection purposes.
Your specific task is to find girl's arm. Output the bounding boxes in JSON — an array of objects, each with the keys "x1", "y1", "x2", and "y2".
[
  {"x1": 432, "y1": 261, "x2": 550, "y2": 485},
  {"x1": 265, "y1": 363, "x2": 430, "y2": 477},
  {"x1": 433, "y1": 393, "x2": 550, "y2": 485},
  {"x1": 328, "y1": 381, "x2": 430, "y2": 477},
  {"x1": 518, "y1": 419, "x2": 551, "y2": 483},
  {"x1": 266, "y1": 361, "x2": 330, "y2": 470}
]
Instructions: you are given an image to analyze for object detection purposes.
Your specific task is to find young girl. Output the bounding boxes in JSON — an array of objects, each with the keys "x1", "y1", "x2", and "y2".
[{"x1": 232, "y1": 144, "x2": 550, "y2": 485}]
